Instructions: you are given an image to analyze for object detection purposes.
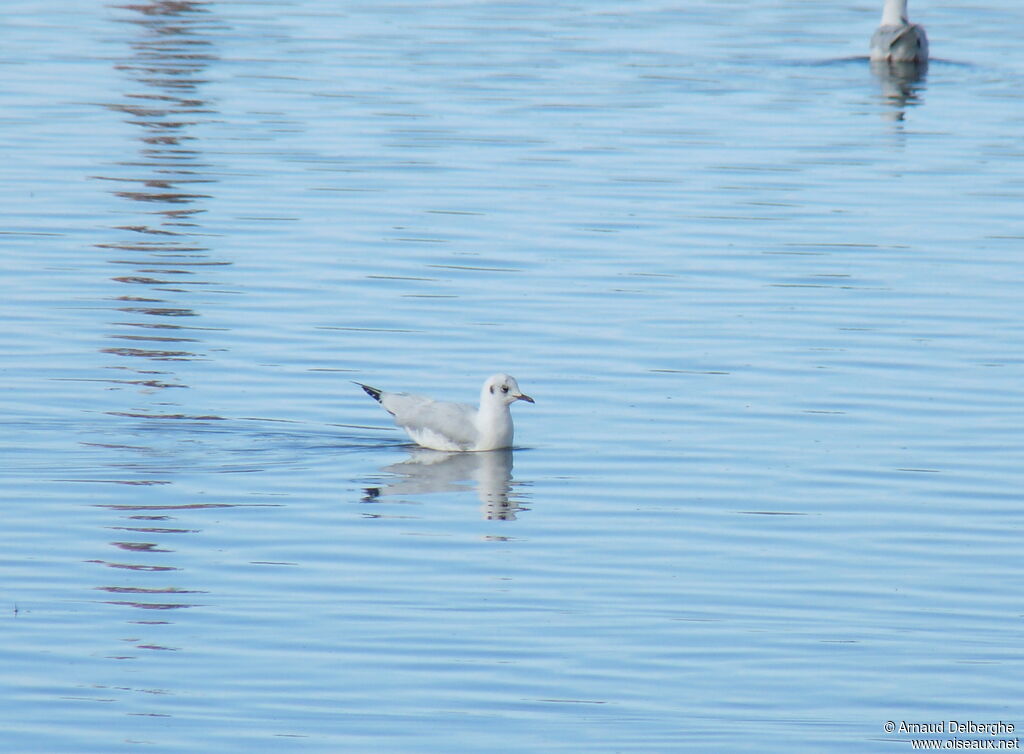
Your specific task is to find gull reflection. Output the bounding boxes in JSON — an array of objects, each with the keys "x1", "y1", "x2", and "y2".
[
  {"x1": 363, "y1": 448, "x2": 530, "y2": 520},
  {"x1": 870, "y1": 59, "x2": 927, "y2": 120}
]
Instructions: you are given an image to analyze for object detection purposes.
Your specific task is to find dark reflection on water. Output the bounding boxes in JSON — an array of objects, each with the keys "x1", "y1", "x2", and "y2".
[
  {"x1": 93, "y1": 0, "x2": 226, "y2": 374},
  {"x1": 83, "y1": 0, "x2": 228, "y2": 633},
  {"x1": 363, "y1": 448, "x2": 532, "y2": 520}
]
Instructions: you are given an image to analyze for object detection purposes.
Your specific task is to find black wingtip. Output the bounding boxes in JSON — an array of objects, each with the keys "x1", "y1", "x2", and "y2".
[{"x1": 354, "y1": 381, "x2": 383, "y2": 403}]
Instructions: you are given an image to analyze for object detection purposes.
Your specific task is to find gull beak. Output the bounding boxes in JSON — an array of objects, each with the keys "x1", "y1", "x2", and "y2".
[{"x1": 515, "y1": 393, "x2": 535, "y2": 404}]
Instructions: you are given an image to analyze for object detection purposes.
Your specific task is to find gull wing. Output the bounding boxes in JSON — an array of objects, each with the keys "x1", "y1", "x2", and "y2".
[
  {"x1": 379, "y1": 392, "x2": 479, "y2": 449},
  {"x1": 870, "y1": 23, "x2": 927, "y2": 61}
]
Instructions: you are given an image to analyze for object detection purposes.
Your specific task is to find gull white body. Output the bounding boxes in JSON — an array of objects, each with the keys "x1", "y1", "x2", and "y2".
[
  {"x1": 870, "y1": 0, "x2": 928, "y2": 62},
  {"x1": 356, "y1": 374, "x2": 533, "y2": 452}
]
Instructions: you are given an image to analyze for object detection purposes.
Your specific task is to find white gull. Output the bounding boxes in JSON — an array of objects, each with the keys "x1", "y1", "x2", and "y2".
[{"x1": 356, "y1": 373, "x2": 533, "y2": 451}]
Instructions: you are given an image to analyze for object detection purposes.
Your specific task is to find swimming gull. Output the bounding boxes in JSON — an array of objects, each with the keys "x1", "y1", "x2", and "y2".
[
  {"x1": 356, "y1": 373, "x2": 534, "y2": 451},
  {"x1": 870, "y1": 0, "x2": 928, "y2": 63}
]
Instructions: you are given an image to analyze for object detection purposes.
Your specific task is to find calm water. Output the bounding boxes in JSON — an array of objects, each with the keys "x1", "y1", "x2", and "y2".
[{"x1": 3, "y1": 1, "x2": 1023, "y2": 751}]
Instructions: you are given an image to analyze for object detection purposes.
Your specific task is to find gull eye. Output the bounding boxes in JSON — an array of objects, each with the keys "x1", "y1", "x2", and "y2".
[{"x1": 501, "y1": 385, "x2": 509, "y2": 393}]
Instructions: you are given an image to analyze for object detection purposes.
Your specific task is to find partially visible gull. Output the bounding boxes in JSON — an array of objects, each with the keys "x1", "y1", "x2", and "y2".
[{"x1": 870, "y1": 0, "x2": 928, "y2": 63}]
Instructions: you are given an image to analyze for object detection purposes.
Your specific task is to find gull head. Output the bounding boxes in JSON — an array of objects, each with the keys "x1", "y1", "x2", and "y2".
[{"x1": 484, "y1": 373, "x2": 534, "y2": 406}]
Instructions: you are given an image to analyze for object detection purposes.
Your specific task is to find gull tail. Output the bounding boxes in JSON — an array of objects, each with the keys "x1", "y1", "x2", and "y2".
[{"x1": 354, "y1": 382, "x2": 383, "y2": 403}]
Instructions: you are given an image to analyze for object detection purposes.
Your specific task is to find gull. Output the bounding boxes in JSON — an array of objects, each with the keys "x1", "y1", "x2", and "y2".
[
  {"x1": 355, "y1": 373, "x2": 534, "y2": 451},
  {"x1": 870, "y1": 0, "x2": 928, "y2": 63}
]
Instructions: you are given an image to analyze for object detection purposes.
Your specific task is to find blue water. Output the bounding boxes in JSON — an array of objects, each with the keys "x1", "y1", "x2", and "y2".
[{"x1": 2, "y1": 1, "x2": 1023, "y2": 751}]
